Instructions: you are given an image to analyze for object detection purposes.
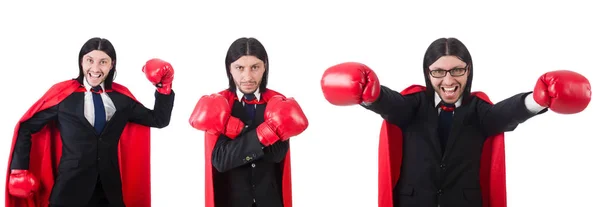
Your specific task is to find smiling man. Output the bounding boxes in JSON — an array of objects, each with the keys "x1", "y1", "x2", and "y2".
[
  {"x1": 189, "y1": 37, "x2": 308, "y2": 207},
  {"x1": 5, "y1": 37, "x2": 175, "y2": 207},
  {"x1": 320, "y1": 37, "x2": 591, "y2": 207}
]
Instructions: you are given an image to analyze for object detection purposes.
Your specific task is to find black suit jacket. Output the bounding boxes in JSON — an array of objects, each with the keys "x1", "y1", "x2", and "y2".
[
  {"x1": 211, "y1": 100, "x2": 289, "y2": 207},
  {"x1": 10, "y1": 89, "x2": 175, "y2": 207},
  {"x1": 364, "y1": 86, "x2": 546, "y2": 207}
]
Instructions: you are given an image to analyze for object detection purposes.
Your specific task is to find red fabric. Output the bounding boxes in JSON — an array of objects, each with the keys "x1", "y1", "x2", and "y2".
[
  {"x1": 5, "y1": 79, "x2": 152, "y2": 207},
  {"x1": 204, "y1": 89, "x2": 293, "y2": 207},
  {"x1": 378, "y1": 84, "x2": 506, "y2": 207}
]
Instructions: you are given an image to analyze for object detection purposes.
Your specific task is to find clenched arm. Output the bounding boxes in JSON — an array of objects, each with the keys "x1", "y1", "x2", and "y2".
[
  {"x1": 211, "y1": 130, "x2": 266, "y2": 172},
  {"x1": 478, "y1": 92, "x2": 548, "y2": 137},
  {"x1": 262, "y1": 140, "x2": 289, "y2": 163},
  {"x1": 362, "y1": 85, "x2": 421, "y2": 127},
  {"x1": 129, "y1": 90, "x2": 175, "y2": 128}
]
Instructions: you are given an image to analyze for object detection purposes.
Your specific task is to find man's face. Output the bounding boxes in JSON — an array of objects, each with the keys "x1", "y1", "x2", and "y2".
[
  {"x1": 428, "y1": 55, "x2": 469, "y2": 104},
  {"x1": 230, "y1": 55, "x2": 265, "y2": 94},
  {"x1": 81, "y1": 50, "x2": 113, "y2": 87}
]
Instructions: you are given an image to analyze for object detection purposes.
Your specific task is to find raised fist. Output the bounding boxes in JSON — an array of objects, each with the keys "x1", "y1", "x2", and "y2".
[
  {"x1": 321, "y1": 62, "x2": 381, "y2": 105},
  {"x1": 533, "y1": 70, "x2": 591, "y2": 114},
  {"x1": 142, "y1": 58, "x2": 174, "y2": 95}
]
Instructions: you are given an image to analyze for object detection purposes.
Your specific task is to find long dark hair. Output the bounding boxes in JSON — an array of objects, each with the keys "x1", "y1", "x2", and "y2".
[
  {"x1": 75, "y1": 37, "x2": 117, "y2": 89},
  {"x1": 225, "y1": 37, "x2": 269, "y2": 93},
  {"x1": 422, "y1": 37, "x2": 474, "y2": 104}
]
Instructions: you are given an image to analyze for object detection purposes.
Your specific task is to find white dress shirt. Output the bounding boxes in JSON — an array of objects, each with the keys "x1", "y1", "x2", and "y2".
[
  {"x1": 83, "y1": 79, "x2": 117, "y2": 126},
  {"x1": 236, "y1": 90, "x2": 261, "y2": 108}
]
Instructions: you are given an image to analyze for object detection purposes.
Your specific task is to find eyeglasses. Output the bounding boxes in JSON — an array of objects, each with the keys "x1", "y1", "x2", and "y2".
[{"x1": 429, "y1": 67, "x2": 468, "y2": 78}]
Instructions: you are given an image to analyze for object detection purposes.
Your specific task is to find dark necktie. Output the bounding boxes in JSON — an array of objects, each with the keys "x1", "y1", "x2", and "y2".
[
  {"x1": 243, "y1": 94, "x2": 257, "y2": 121},
  {"x1": 438, "y1": 103, "x2": 455, "y2": 153},
  {"x1": 91, "y1": 86, "x2": 106, "y2": 135}
]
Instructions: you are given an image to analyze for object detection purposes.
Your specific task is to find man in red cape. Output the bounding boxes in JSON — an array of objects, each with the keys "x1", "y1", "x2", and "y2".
[
  {"x1": 5, "y1": 37, "x2": 176, "y2": 207},
  {"x1": 320, "y1": 38, "x2": 591, "y2": 207},
  {"x1": 189, "y1": 37, "x2": 308, "y2": 207},
  {"x1": 377, "y1": 85, "x2": 508, "y2": 207}
]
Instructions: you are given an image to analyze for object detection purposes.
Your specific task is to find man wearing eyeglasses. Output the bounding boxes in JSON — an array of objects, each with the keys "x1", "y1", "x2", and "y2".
[{"x1": 320, "y1": 37, "x2": 591, "y2": 207}]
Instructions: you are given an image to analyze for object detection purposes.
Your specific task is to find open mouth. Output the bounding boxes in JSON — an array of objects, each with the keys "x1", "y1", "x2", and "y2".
[
  {"x1": 441, "y1": 86, "x2": 459, "y2": 95},
  {"x1": 88, "y1": 72, "x2": 103, "y2": 79}
]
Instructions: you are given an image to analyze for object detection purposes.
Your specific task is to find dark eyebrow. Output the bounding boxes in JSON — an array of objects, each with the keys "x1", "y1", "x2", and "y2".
[
  {"x1": 83, "y1": 55, "x2": 110, "y2": 61},
  {"x1": 432, "y1": 66, "x2": 466, "y2": 70}
]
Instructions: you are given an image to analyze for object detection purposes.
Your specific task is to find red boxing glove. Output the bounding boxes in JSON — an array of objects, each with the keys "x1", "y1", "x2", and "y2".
[
  {"x1": 142, "y1": 58, "x2": 174, "y2": 95},
  {"x1": 320, "y1": 62, "x2": 381, "y2": 106},
  {"x1": 533, "y1": 70, "x2": 592, "y2": 114},
  {"x1": 256, "y1": 96, "x2": 309, "y2": 146},
  {"x1": 189, "y1": 94, "x2": 245, "y2": 138},
  {"x1": 8, "y1": 169, "x2": 39, "y2": 198}
]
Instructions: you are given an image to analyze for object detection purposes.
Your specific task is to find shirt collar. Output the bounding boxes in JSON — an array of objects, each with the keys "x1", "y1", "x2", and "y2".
[
  {"x1": 434, "y1": 94, "x2": 462, "y2": 108},
  {"x1": 83, "y1": 78, "x2": 105, "y2": 92},
  {"x1": 236, "y1": 89, "x2": 261, "y2": 102}
]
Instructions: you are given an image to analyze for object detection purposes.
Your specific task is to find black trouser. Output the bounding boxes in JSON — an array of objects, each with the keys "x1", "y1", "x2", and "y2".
[{"x1": 49, "y1": 177, "x2": 111, "y2": 207}]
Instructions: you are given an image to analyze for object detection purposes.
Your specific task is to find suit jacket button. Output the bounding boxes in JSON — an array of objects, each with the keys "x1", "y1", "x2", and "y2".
[
  {"x1": 251, "y1": 163, "x2": 256, "y2": 168},
  {"x1": 437, "y1": 189, "x2": 443, "y2": 195}
]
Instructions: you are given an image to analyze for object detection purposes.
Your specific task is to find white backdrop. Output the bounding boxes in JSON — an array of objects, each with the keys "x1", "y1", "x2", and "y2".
[{"x1": 0, "y1": 1, "x2": 598, "y2": 206}]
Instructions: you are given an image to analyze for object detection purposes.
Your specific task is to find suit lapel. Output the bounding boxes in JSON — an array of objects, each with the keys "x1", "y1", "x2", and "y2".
[
  {"x1": 76, "y1": 91, "x2": 123, "y2": 135},
  {"x1": 231, "y1": 100, "x2": 265, "y2": 129},
  {"x1": 75, "y1": 93, "x2": 96, "y2": 132},
  {"x1": 426, "y1": 106, "x2": 443, "y2": 158},
  {"x1": 254, "y1": 104, "x2": 266, "y2": 127},
  {"x1": 232, "y1": 101, "x2": 249, "y2": 123},
  {"x1": 442, "y1": 106, "x2": 467, "y2": 160},
  {"x1": 103, "y1": 92, "x2": 122, "y2": 133}
]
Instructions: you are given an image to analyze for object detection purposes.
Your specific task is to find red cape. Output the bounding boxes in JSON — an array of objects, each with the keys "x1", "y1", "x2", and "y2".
[
  {"x1": 5, "y1": 79, "x2": 151, "y2": 207},
  {"x1": 203, "y1": 89, "x2": 293, "y2": 207},
  {"x1": 378, "y1": 85, "x2": 506, "y2": 207}
]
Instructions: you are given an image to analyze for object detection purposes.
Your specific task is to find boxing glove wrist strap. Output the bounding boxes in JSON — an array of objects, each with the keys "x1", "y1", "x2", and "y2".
[
  {"x1": 156, "y1": 83, "x2": 172, "y2": 95},
  {"x1": 256, "y1": 123, "x2": 279, "y2": 146},
  {"x1": 224, "y1": 116, "x2": 245, "y2": 139}
]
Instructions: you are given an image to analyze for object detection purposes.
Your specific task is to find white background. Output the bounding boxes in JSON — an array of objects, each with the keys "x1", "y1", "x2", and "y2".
[{"x1": 1, "y1": 1, "x2": 598, "y2": 206}]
